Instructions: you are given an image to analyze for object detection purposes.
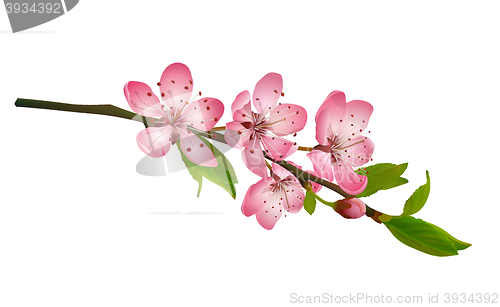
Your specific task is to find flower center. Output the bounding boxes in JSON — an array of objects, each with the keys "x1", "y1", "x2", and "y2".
[
  {"x1": 322, "y1": 117, "x2": 373, "y2": 181},
  {"x1": 261, "y1": 174, "x2": 302, "y2": 218},
  {"x1": 264, "y1": 181, "x2": 291, "y2": 218},
  {"x1": 146, "y1": 81, "x2": 203, "y2": 127}
]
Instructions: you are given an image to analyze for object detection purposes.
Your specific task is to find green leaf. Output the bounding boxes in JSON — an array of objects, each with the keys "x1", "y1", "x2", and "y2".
[
  {"x1": 303, "y1": 190, "x2": 317, "y2": 215},
  {"x1": 187, "y1": 163, "x2": 204, "y2": 198},
  {"x1": 177, "y1": 135, "x2": 238, "y2": 199},
  {"x1": 355, "y1": 163, "x2": 409, "y2": 198},
  {"x1": 428, "y1": 223, "x2": 472, "y2": 251},
  {"x1": 384, "y1": 216, "x2": 458, "y2": 256},
  {"x1": 178, "y1": 149, "x2": 205, "y2": 198},
  {"x1": 401, "y1": 170, "x2": 430, "y2": 216},
  {"x1": 385, "y1": 177, "x2": 409, "y2": 190}
]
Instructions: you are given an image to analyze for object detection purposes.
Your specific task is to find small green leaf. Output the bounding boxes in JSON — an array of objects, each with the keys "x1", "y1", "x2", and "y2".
[
  {"x1": 355, "y1": 163, "x2": 409, "y2": 198},
  {"x1": 384, "y1": 216, "x2": 458, "y2": 256},
  {"x1": 402, "y1": 170, "x2": 430, "y2": 216},
  {"x1": 428, "y1": 223, "x2": 472, "y2": 251},
  {"x1": 303, "y1": 190, "x2": 317, "y2": 215},
  {"x1": 177, "y1": 136, "x2": 238, "y2": 199}
]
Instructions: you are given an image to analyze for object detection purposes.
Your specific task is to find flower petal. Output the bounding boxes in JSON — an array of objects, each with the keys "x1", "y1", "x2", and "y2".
[
  {"x1": 343, "y1": 136, "x2": 375, "y2": 168},
  {"x1": 233, "y1": 103, "x2": 252, "y2": 126},
  {"x1": 224, "y1": 121, "x2": 245, "y2": 149},
  {"x1": 336, "y1": 100, "x2": 373, "y2": 142},
  {"x1": 180, "y1": 97, "x2": 224, "y2": 131},
  {"x1": 270, "y1": 163, "x2": 304, "y2": 214},
  {"x1": 333, "y1": 163, "x2": 368, "y2": 195},
  {"x1": 315, "y1": 108, "x2": 330, "y2": 146},
  {"x1": 159, "y1": 63, "x2": 194, "y2": 112},
  {"x1": 242, "y1": 143, "x2": 268, "y2": 178},
  {"x1": 252, "y1": 73, "x2": 283, "y2": 114},
  {"x1": 124, "y1": 81, "x2": 165, "y2": 118},
  {"x1": 268, "y1": 103, "x2": 307, "y2": 136},
  {"x1": 285, "y1": 160, "x2": 303, "y2": 170},
  {"x1": 179, "y1": 133, "x2": 218, "y2": 167},
  {"x1": 271, "y1": 163, "x2": 294, "y2": 180},
  {"x1": 224, "y1": 121, "x2": 248, "y2": 149},
  {"x1": 136, "y1": 125, "x2": 173, "y2": 158},
  {"x1": 282, "y1": 182, "x2": 305, "y2": 214},
  {"x1": 256, "y1": 205, "x2": 282, "y2": 230},
  {"x1": 242, "y1": 178, "x2": 273, "y2": 216},
  {"x1": 260, "y1": 135, "x2": 295, "y2": 161},
  {"x1": 305, "y1": 170, "x2": 322, "y2": 193},
  {"x1": 284, "y1": 144, "x2": 299, "y2": 159},
  {"x1": 315, "y1": 91, "x2": 347, "y2": 144},
  {"x1": 306, "y1": 149, "x2": 334, "y2": 182},
  {"x1": 231, "y1": 90, "x2": 251, "y2": 116}
]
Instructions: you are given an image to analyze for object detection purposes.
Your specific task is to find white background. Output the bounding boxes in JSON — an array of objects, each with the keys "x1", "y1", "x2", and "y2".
[{"x1": 1, "y1": 1, "x2": 499, "y2": 306}]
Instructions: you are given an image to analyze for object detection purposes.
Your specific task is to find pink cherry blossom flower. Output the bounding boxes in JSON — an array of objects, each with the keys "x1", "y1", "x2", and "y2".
[
  {"x1": 333, "y1": 198, "x2": 366, "y2": 219},
  {"x1": 224, "y1": 73, "x2": 307, "y2": 177},
  {"x1": 241, "y1": 163, "x2": 305, "y2": 229},
  {"x1": 124, "y1": 63, "x2": 224, "y2": 167},
  {"x1": 307, "y1": 91, "x2": 375, "y2": 195}
]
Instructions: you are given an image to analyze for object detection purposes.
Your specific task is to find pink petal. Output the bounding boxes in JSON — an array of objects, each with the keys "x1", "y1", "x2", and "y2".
[
  {"x1": 179, "y1": 133, "x2": 218, "y2": 167},
  {"x1": 124, "y1": 81, "x2": 165, "y2": 118},
  {"x1": 268, "y1": 103, "x2": 307, "y2": 136},
  {"x1": 180, "y1": 97, "x2": 224, "y2": 131},
  {"x1": 252, "y1": 73, "x2": 283, "y2": 114},
  {"x1": 271, "y1": 163, "x2": 294, "y2": 180},
  {"x1": 260, "y1": 135, "x2": 295, "y2": 161},
  {"x1": 159, "y1": 63, "x2": 194, "y2": 111},
  {"x1": 272, "y1": 163, "x2": 304, "y2": 214},
  {"x1": 232, "y1": 95, "x2": 252, "y2": 126},
  {"x1": 343, "y1": 136, "x2": 375, "y2": 168},
  {"x1": 305, "y1": 170, "x2": 322, "y2": 193},
  {"x1": 256, "y1": 206, "x2": 282, "y2": 230},
  {"x1": 333, "y1": 163, "x2": 368, "y2": 195},
  {"x1": 136, "y1": 125, "x2": 173, "y2": 158},
  {"x1": 241, "y1": 178, "x2": 273, "y2": 217},
  {"x1": 306, "y1": 150, "x2": 334, "y2": 182},
  {"x1": 224, "y1": 121, "x2": 249, "y2": 149},
  {"x1": 278, "y1": 183, "x2": 304, "y2": 213},
  {"x1": 233, "y1": 102, "x2": 252, "y2": 125},
  {"x1": 285, "y1": 160, "x2": 303, "y2": 170},
  {"x1": 284, "y1": 144, "x2": 299, "y2": 159},
  {"x1": 315, "y1": 91, "x2": 347, "y2": 144},
  {"x1": 339, "y1": 100, "x2": 373, "y2": 137},
  {"x1": 242, "y1": 143, "x2": 268, "y2": 178},
  {"x1": 231, "y1": 90, "x2": 251, "y2": 116},
  {"x1": 315, "y1": 109, "x2": 330, "y2": 146}
]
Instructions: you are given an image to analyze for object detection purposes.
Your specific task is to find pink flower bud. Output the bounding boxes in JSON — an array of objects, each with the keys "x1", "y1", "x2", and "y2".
[{"x1": 334, "y1": 198, "x2": 366, "y2": 219}]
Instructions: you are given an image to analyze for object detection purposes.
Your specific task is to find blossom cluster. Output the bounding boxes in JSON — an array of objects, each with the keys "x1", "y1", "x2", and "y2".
[{"x1": 124, "y1": 63, "x2": 375, "y2": 229}]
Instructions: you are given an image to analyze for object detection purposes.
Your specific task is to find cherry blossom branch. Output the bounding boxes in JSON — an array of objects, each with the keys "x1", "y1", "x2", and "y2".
[
  {"x1": 170, "y1": 128, "x2": 384, "y2": 222},
  {"x1": 15, "y1": 98, "x2": 152, "y2": 127},
  {"x1": 14, "y1": 98, "x2": 384, "y2": 223},
  {"x1": 210, "y1": 126, "x2": 227, "y2": 131},
  {"x1": 297, "y1": 146, "x2": 313, "y2": 152}
]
